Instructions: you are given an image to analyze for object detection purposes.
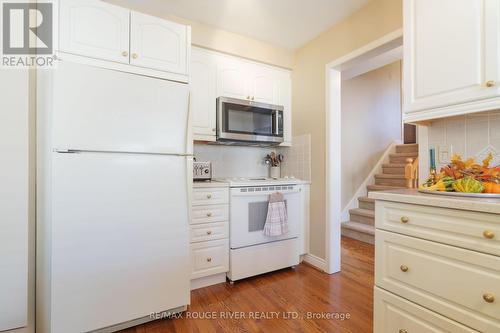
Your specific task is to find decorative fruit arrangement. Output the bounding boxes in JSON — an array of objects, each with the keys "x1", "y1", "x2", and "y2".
[{"x1": 420, "y1": 153, "x2": 500, "y2": 194}]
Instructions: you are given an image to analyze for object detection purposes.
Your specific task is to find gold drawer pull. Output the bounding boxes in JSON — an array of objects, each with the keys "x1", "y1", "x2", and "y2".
[
  {"x1": 399, "y1": 330, "x2": 408, "y2": 333},
  {"x1": 206, "y1": 230, "x2": 212, "y2": 235},
  {"x1": 206, "y1": 257, "x2": 212, "y2": 263},
  {"x1": 206, "y1": 194, "x2": 212, "y2": 199},
  {"x1": 483, "y1": 231, "x2": 495, "y2": 239},
  {"x1": 121, "y1": 51, "x2": 128, "y2": 57},
  {"x1": 400, "y1": 265, "x2": 409, "y2": 273},
  {"x1": 401, "y1": 216, "x2": 409, "y2": 223},
  {"x1": 206, "y1": 212, "x2": 212, "y2": 217},
  {"x1": 486, "y1": 80, "x2": 496, "y2": 87},
  {"x1": 132, "y1": 53, "x2": 138, "y2": 59},
  {"x1": 483, "y1": 293, "x2": 495, "y2": 303}
]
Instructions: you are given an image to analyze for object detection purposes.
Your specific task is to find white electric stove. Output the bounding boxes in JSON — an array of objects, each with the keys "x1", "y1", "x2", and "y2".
[{"x1": 216, "y1": 177, "x2": 302, "y2": 282}]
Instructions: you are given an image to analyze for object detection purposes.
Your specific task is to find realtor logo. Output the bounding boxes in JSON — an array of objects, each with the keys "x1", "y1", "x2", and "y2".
[{"x1": 1, "y1": 1, "x2": 56, "y2": 67}]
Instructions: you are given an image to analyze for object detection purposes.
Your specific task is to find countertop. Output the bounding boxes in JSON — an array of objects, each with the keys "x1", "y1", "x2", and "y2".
[
  {"x1": 369, "y1": 189, "x2": 500, "y2": 215},
  {"x1": 192, "y1": 180, "x2": 229, "y2": 188}
]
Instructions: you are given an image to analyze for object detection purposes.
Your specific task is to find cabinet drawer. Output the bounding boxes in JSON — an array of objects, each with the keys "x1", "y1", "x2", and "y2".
[
  {"x1": 376, "y1": 230, "x2": 500, "y2": 332},
  {"x1": 192, "y1": 188, "x2": 228, "y2": 206},
  {"x1": 376, "y1": 201, "x2": 500, "y2": 256},
  {"x1": 374, "y1": 287, "x2": 477, "y2": 333},
  {"x1": 190, "y1": 222, "x2": 228, "y2": 243},
  {"x1": 191, "y1": 239, "x2": 229, "y2": 279},
  {"x1": 191, "y1": 204, "x2": 228, "y2": 224}
]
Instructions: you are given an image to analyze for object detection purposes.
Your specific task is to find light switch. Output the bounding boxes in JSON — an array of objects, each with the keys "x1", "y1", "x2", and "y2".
[{"x1": 438, "y1": 146, "x2": 450, "y2": 164}]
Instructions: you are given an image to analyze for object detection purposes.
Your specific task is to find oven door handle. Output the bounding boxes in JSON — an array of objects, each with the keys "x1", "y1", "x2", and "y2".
[{"x1": 230, "y1": 190, "x2": 301, "y2": 197}]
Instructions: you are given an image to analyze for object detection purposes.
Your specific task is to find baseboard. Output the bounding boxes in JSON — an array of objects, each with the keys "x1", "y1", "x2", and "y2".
[
  {"x1": 302, "y1": 253, "x2": 326, "y2": 272},
  {"x1": 191, "y1": 273, "x2": 227, "y2": 290}
]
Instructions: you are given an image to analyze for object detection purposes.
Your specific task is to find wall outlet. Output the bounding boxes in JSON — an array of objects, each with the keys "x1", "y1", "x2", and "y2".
[{"x1": 438, "y1": 146, "x2": 450, "y2": 164}]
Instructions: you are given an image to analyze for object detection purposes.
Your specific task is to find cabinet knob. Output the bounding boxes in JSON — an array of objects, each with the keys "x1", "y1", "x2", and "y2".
[
  {"x1": 399, "y1": 330, "x2": 408, "y2": 333},
  {"x1": 400, "y1": 265, "x2": 409, "y2": 273},
  {"x1": 486, "y1": 80, "x2": 496, "y2": 87},
  {"x1": 251, "y1": 96, "x2": 255, "y2": 100},
  {"x1": 212, "y1": 128, "x2": 216, "y2": 132},
  {"x1": 206, "y1": 230, "x2": 212, "y2": 235},
  {"x1": 246, "y1": 96, "x2": 251, "y2": 100},
  {"x1": 483, "y1": 230, "x2": 495, "y2": 239},
  {"x1": 483, "y1": 293, "x2": 495, "y2": 303},
  {"x1": 206, "y1": 212, "x2": 212, "y2": 217},
  {"x1": 401, "y1": 216, "x2": 409, "y2": 223},
  {"x1": 206, "y1": 194, "x2": 212, "y2": 199},
  {"x1": 206, "y1": 257, "x2": 212, "y2": 262},
  {"x1": 121, "y1": 51, "x2": 128, "y2": 57},
  {"x1": 132, "y1": 53, "x2": 138, "y2": 59}
]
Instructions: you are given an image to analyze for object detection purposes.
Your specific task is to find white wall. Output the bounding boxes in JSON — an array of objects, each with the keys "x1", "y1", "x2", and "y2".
[
  {"x1": 340, "y1": 61, "x2": 402, "y2": 208},
  {"x1": 427, "y1": 111, "x2": 500, "y2": 170},
  {"x1": 0, "y1": 69, "x2": 32, "y2": 332}
]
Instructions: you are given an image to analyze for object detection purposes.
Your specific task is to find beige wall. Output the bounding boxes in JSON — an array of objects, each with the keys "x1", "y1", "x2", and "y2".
[
  {"x1": 341, "y1": 61, "x2": 402, "y2": 209},
  {"x1": 104, "y1": 1, "x2": 294, "y2": 69},
  {"x1": 293, "y1": 0, "x2": 402, "y2": 259}
]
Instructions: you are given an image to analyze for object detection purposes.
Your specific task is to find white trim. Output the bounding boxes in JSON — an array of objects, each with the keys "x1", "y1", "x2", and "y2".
[
  {"x1": 56, "y1": 52, "x2": 190, "y2": 83},
  {"x1": 302, "y1": 254, "x2": 327, "y2": 272},
  {"x1": 324, "y1": 29, "x2": 403, "y2": 275},
  {"x1": 340, "y1": 141, "x2": 400, "y2": 222}
]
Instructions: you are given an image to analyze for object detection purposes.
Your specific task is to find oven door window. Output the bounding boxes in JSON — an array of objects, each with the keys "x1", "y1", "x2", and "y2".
[
  {"x1": 248, "y1": 200, "x2": 287, "y2": 232},
  {"x1": 223, "y1": 103, "x2": 275, "y2": 136}
]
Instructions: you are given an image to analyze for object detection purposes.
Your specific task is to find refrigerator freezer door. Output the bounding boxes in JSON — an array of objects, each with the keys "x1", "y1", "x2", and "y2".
[
  {"x1": 52, "y1": 62, "x2": 190, "y2": 155},
  {"x1": 51, "y1": 152, "x2": 190, "y2": 333}
]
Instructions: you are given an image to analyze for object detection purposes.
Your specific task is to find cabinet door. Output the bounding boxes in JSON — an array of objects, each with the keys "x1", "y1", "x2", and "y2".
[
  {"x1": 277, "y1": 71, "x2": 293, "y2": 146},
  {"x1": 404, "y1": 0, "x2": 500, "y2": 114},
  {"x1": 217, "y1": 58, "x2": 249, "y2": 100},
  {"x1": 59, "y1": 0, "x2": 130, "y2": 63},
  {"x1": 247, "y1": 65, "x2": 277, "y2": 104},
  {"x1": 130, "y1": 12, "x2": 188, "y2": 75},
  {"x1": 191, "y1": 49, "x2": 217, "y2": 140}
]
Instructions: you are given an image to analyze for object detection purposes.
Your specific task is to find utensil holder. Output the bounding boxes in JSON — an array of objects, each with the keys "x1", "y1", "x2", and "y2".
[{"x1": 270, "y1": 166, "x2": 280, "y2": 179}]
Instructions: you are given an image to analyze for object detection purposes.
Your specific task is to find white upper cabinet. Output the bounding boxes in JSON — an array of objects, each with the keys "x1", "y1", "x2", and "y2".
[
  {"x1": 247, "y1": 65, "x2": 277, "y2": 104},
  {"x1": 58, "y1": 0, "x2": 190, "y2": 80},
  {"x1": 191, "y1": 47, "x2": 292, "y2": 145},
  {"x1": 130, "y1": 12, "x2": 188, "y2": 75},
  {"x1": 191, "y1": 49, "x2": 217, "y2": 141},
  {"x1": 217, "y1": 58, "x2": 249, "y2": 100},
  {"x1": 404, "y1": 0, "x2": 500, "y2": 122},
  {"x1": 59, "y1": 0, "x2": 130, "y2": 63}
]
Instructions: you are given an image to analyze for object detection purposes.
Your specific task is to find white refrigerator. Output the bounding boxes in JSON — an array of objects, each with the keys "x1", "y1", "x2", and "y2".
[{"x1": 40, "y1": 62, "x2": 192, "y2": 333}]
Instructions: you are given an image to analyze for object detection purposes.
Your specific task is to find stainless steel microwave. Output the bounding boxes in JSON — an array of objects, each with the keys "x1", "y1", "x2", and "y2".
[{"x1": 216, "y1": 97, "x2": 284, "y2": 145}]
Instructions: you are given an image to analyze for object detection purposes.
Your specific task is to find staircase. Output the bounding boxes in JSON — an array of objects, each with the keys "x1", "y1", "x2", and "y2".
[{"x1": 341, "y1": 143, "x2": 418, "y2": 245}]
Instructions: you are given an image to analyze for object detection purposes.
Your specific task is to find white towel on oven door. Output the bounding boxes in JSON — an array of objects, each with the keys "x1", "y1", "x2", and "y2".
[{"x1": 263, "y1": 192, "x2": 289, "y2": 236}]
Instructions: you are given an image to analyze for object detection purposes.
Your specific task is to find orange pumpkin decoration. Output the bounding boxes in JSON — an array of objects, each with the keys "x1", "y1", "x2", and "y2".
[{"x1": 483, "y1": 182, "x2": 500, "y2": 194}]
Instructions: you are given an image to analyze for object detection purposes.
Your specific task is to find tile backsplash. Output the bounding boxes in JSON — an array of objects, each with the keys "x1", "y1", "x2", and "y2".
[
  {"x1": 428, "y1": 111, "x2": 500, "y2": 169},
  {"x1": 279, "y1": 134, "x2": 312, "y2": 182},
  {"x1": 193, "y1": 134, "x2": 312, "y2": 181}
]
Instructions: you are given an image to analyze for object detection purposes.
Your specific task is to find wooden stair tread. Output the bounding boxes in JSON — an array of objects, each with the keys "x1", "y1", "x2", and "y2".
[
  {"x1": 349, "y1": 208, "x2": 375, "y2": 218},
  {"x1": 389, "y1": 152, "x2": 418, "y2": 158},
  {"x1": 375, "y1": 174, "x2": 406, "y2": 179},
  {"x1": 341, "y1": 221, "x2": 375, "y2": 235},
  {"x1": 358, "y1": 196, "x2": 375, "y2": 203},
  {"x1": 383, "y1": 163, "x2": 406, "y2": 168},
  {"x1": 367, "y1": 184, "x2": 406, "y2": 191}
]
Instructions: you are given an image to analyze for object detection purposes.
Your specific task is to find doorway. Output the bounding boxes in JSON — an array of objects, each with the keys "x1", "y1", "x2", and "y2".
[{"x1": 324, "y1": 30, "x2": 404, "y2": 274}]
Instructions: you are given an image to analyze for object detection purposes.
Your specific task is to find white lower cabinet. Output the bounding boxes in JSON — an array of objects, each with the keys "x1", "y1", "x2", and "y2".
[
  {"x1": 374, "y1": 200, "x2": 500, "y2": 333},
  {"x1": 374, "y1": 288, "x2": 477, "y2": 333},
  {"x1": 190, "y1": 239, "x2": 229, "y2": 280},
  {"x1": 190, "y1": 185, "x2": 229, "y2": 289}
]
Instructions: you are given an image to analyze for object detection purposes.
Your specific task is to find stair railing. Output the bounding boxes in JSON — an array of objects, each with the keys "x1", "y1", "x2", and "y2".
[{"x1": 405, "y1": 157, "x2": 419, "y2": 189}]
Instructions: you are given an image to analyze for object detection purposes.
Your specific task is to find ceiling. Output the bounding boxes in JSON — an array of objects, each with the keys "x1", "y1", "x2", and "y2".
[{"x1": 115, "y1": 0, "x2": 371, "y2": 49}]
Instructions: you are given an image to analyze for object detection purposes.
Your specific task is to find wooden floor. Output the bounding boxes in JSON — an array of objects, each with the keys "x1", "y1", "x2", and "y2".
[{"x1": 121, "y1": 237, "x2": 374, "y2": 333}]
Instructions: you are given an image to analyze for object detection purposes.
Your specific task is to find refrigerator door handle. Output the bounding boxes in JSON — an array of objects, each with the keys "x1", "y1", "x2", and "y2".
[{"x1": 54, "y1": 149, "x2": 80, "y2": 154}]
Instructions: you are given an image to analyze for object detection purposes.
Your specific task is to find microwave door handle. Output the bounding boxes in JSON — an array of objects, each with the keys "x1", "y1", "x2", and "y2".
[{"x1": 273, "y1": 111, "x2": 280, "y2": 136}]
